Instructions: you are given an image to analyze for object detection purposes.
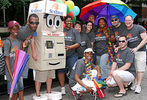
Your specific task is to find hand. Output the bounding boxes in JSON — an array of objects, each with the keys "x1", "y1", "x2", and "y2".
[
  {"x1": 65, "y1": 45, "x2": 71, "y2": 51},
  {"x1": 32, "y1": 52, "x2": 38, "y2": 61},
  {"x1": 86, "y1": 86, "x2": 93, "y2": 92},
  {"x1": 114, "y1": 47, "x2": 119, "y2": 53},
  {"x1": 105, "y1": 75, "x2": 112, "y2": 83},
  {"x1": 131, "y1": 47, "x2": 138, "y2": 53},
  {"x1": 22, "y1": 40, "x2": 28, "y2": 48},
  {"x1": 97, "y1": 74, "x2": 101, "y2": 80}
]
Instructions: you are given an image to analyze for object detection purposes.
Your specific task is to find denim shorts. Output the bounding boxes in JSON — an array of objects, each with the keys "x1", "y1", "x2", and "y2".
[
  {"x1": 7, "y1": 77, "x2": 24, "y2": 94},
  {"x1": 57, "y1": 53, "x2": 78, "y2": 73}
]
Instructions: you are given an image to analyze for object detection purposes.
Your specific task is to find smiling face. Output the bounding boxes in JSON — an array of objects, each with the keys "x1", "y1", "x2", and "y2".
[
  {"x1": 111, "y1": 18, "x2": 119, "y2": 27},
  {"x1": 99, "y1": 19, "x2": 106, "y2": 28},
  {"x1": 84, "y1": 52, "x2": 93, "y2": 61},
  {"x1": 125, "y1": 16, "x2": 134, "y2": 29},
  {"x1": 86, "y1": 22, "x2": 93, "y2": 32},
  {"x1": 118, "y1": 36, "x2": 128, "y2": 49},
  {"x1": 65, "y1": 17, "x2": 72, "y2": 29},
  {"x1": 74, "y1": 23, "x2": 82, "y2": 33},
  {"x1": 28, "y1": 16, "x2": 39, "y2": 31},
  {"x1": 8, "y1": 25, "x2": 19, "y2": 37},
  {"x1": 88, "y1": 15, "x2": 95, "y2": 23}
]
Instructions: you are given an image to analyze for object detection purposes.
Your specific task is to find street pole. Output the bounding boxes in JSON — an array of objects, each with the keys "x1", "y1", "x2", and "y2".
[
  {"x1": 23, "y1": 6, "x2": 26, "y2": 24},
  {"x1": 3, "y1": 9, "x2": 6, "y2": 27}
]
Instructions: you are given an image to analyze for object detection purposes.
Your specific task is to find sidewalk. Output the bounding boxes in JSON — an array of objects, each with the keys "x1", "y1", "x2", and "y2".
[{"x1": 1, "y1": 70, "x2": 147, "y2": 100}]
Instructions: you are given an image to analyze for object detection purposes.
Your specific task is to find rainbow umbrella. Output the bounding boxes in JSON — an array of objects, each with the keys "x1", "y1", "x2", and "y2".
[
  {"x1": 9, "y1": 50, "x2": 29, "y2": 99},
  {"x1": 80, "y1": 0, "x2": 137, "y2": 26}
]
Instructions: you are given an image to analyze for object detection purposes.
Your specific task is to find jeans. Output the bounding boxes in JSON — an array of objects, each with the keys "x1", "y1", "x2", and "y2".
[
  {"x1": 97, "y1": 53, "x2": 109, "y2": 79},
  {"x1": 7, "y1": 77, "x2": 24, "y2": 94}
]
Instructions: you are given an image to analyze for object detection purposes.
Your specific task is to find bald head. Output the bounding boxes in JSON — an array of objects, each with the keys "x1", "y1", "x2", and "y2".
[{"x1": 125, "y1": 15, "x2": 134, "y2": 29}]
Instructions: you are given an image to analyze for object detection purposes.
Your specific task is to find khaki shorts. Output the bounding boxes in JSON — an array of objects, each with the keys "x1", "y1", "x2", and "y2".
[
  {"x1": 135, "y1": 51, "x2": 146, "y2": 72},
  {"x1": 35, "y1": 70, "x2": 55, "y2": 82}
]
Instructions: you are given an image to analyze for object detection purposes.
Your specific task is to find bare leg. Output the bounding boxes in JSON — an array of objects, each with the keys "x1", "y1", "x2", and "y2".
[
  {"x1": 57, "y1": 72, "x2": 65, "y2": 87},
  {"x1": 136, "y1": 72, "x2": 144, "y2": 86},
  {"x1": 35, "y1": 81, "x2": 41, "y2": 96},
  {"x1": 112, "y1": 72, "x2": 126, "y2": 93},
  {"x1": 19, "y1": 90, "x2": 23, "y2": 100},
  {"x1": 46, "y1": 78, "x2": 52, "y2": 93},
  {"x1": 12, "y1": 93, "x2": 17, "y2": 100}
]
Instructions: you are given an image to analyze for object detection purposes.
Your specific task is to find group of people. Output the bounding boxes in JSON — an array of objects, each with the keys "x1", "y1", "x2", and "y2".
[{"x1": 2, "y1": 13, "x2": 146, "y2": 100}]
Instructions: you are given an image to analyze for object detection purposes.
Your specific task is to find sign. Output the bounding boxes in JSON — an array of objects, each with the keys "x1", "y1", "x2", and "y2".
[{"x1": 29, "y1": 0, "x2": 67, "y2": 16}]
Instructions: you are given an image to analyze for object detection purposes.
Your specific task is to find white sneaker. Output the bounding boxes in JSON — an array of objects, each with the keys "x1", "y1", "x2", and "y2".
[
  {"x1": 32, "y1": 94, "x2": 48, "y2": 100},
  {"x1": 61, "y1": 87, "x2": 66, "y2": 95},
  {"x1": 135, "y1": 85, "x2": 141, "y2": 94},
  {"x1": 32, "y1": 95, "x2": 41, "y2": 100},
  {"x1": 130, "y1": 83, "x2": 136, "y2": 91}
]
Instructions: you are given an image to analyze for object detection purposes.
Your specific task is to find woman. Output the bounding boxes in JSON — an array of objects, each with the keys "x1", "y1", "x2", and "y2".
[
  {"x1": 57, "y1": 16, "x2": 81, "y2": 95},
  {"x1": 74, "y1": 21, "x2": 92, "y2": 59},
  {"x1": 84, "y1": 21, "x2": 95, "y2": 47},
  {"x1": 94, "y1": 17, "x2": 112, "y2": 80}
]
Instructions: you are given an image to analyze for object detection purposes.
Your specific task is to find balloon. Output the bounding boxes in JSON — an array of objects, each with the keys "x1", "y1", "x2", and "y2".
[
  {"x1": 71, "y1": 6, "x2": 80, "y2": 16},
  {"x1": 67, "y1": 6, "x2": 70, "y2": 14},
  {"x1": 72, "y1": 16, "x2": 76, "y2": 23},
  {"x1": 65, "y1": 0, "x2": 74, "y2": 10},
  {"x1": 67, "y1": 11, "x2": 74, "y2": 19},
  {"x1": 56, "y1": 0, "x2": 64, "y2": 3},
  {"x1": 62, "y1": 0, "x2": 66, "y2": 3}
]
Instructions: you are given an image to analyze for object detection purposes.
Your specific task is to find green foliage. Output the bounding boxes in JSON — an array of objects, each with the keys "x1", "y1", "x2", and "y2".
[
  {"x1": 0, "y1": 0, "x2": 11, "y2": 9},
  {"x1": 0, "y1": 0, "x2": 33, "y2": 9}
]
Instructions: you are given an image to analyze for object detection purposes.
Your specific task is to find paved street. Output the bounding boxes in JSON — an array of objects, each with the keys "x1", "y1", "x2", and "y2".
[{"x1": 1, "y1": 69, "x2": 147, "y2": 100}]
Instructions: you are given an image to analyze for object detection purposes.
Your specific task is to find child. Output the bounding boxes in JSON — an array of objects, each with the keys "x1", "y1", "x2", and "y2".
[{"x1": 3, "y1": 21, "x2": 27, "y2": 100}]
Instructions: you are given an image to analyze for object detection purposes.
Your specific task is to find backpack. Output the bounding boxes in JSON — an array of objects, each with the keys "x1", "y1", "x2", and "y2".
[{"x1": 0, "y1": 38, "x2": 12, "y2": 75}]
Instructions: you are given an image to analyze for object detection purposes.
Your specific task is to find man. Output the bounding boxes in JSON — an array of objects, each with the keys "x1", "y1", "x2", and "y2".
[
  {"x1": 106, "y1": 35, "x2": 136, "y2": 97},
  {"x1": 57, "y1": 16, "x2": 81, "y2": 95},
  {"x1": 110, "y1": 15, "x2": 127, "y2": 47},
  {"x1": 69, "y1": 48, "x2": 101, "y2": 94},
  {"x1": 124, "y1": 15, "x2": 147, "y2": 94}
]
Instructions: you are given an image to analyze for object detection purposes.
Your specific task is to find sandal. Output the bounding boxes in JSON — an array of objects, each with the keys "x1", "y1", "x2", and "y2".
[{"x1": 114, "y1": 92, "x2": 127, "y2": 98}]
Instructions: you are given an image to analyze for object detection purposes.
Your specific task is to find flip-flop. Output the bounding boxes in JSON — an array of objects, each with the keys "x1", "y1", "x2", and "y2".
[{"x1": 114, "y1": 92, "x2": 127, "y2": 98}]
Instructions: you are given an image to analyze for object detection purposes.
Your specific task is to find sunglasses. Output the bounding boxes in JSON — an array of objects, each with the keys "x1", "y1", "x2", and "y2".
[
  {"x1": 119, "y1": 40, "x2": 126, "y2": 43},
  {"x1": 30, "y1": 22, "x2": 39, "y2": 25},
  {"x1": 111, "y1": 19, "x2": 118, "y2": 22}
]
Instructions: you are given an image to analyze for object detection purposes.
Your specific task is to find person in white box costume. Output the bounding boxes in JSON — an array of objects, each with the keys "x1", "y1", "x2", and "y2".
[{"x1": 26, "y1": 0, "x2": 67, "y2": 99}]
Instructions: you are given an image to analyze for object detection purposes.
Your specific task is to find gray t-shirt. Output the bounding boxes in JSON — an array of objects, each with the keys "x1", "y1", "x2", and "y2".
[
  {"x1": 64, "y1": 28, "x2": 81, "y2": 56},
  {"x1": 111, "y1": 22, "x2": 127, "y2": 46},
  {"x1": 111, "y1": 22, "x2": 127, "y2": 40},
  {"x1": 94, "y1": 30, "x2": 110, "y2": 56},
  {"x1": 3, "y1": 38, "x2": 21, "y2": 80},
  {"x1": 85, "y1": 31, "x2": 95, "y2": 42},
  {"x1": 17, "y1": 24, "x2": 36, "y2": 52},
  {"x1": 124, "y1": 24, "x2": 146, "y2": 51},
  {"x1": 69, "y1": 59, "x2": 96, "y2": 87},
  {"x1": 77, "y1": 32, "x2": 92, "y2": 58},
  {"x1": 113, "y1": 47, "x2": 136, "y2": 77}
]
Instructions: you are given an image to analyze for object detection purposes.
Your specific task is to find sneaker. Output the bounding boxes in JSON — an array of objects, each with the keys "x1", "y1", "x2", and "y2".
[
  {"x1": 32, "y1": 95, "x2": 41, "y2": 100},
  {"x1": 130, "y1": 83, "x2": 136, "y2": 91},
  {"x1": 32, "y1": 94, "x2": 48, "y2": 100},
  {"x1": 61, "y1": 87, "x2": 66, "y2": 95},
  {"x1": 135, "y1": 85, "x2": 141, "y2": 94}
]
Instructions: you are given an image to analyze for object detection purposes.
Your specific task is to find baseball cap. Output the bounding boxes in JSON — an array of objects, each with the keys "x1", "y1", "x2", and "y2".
[
  {"x1": 111, "y1": 15, "x2": 118, "y2": 20},
  {"x1": 84, "y1": 48, "x2": 94, "y2": 53},
  {"x1": 8, "y1": 21, "x2": 20, "y2": 28}
]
